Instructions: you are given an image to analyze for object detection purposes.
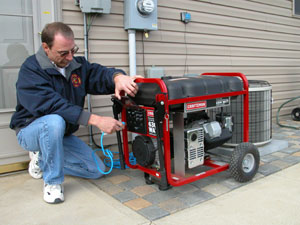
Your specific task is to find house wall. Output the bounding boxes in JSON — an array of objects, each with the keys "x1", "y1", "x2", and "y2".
[{"x1": 62, "y1": 0, "x2": 300, "y2": 145}]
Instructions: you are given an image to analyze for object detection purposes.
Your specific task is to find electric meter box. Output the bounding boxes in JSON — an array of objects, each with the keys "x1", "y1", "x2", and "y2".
[
  {"x1": 124, "y1": 0, "x2": 158, "y2": 31},
  {"x1": 78, "y1": 0, "x2": 111, "y2": 14}
]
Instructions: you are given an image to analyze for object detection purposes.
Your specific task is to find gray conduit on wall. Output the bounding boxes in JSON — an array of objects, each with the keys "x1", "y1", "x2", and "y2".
[{"x1": 83, "y1": 13, "x2": 93, "y2": 146}]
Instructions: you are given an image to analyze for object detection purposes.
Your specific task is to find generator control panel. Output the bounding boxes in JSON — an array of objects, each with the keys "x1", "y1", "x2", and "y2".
[
  {"x1": 126, "y1": 107, "x2": 147, "y2": 134},
  {"x1": 126, "y1": 106, "x2": 156, "y2": 136}
]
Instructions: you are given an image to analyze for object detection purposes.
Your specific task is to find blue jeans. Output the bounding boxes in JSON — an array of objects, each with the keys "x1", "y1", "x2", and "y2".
[{"x1": 17, "y1": 114, "x2": 105, "y2": 184}]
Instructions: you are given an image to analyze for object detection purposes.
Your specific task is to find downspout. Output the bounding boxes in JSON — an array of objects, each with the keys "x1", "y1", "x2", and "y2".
[
  {"x1": 128, "y1": 29, "x2": 137, "y2": 141},
  {"x1": 128, "y1": 29, "x2": 137, "y2": 76},
  {"x1": 83, "y1": 12, "x2": 93, "y2": 146}
]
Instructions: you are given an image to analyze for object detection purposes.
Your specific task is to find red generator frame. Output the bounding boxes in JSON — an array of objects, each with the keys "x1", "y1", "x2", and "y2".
[{"x1": 112, "y1": 72, "x2": 260, "y2": 190}]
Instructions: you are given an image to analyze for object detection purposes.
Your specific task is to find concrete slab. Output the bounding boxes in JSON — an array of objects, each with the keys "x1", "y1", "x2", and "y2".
[
  {"x1": 211, "y1": 139, "x2": 289, "y2": 157},
  {"x1": 153, "y1": 163, "x2": 300, "y2": 225},
  {"x1": 0, "y1": 172, "x2": 148, "y2": 225},
  {"x1": 259, "y1": 139, "x2": 289, "y2": 156}
]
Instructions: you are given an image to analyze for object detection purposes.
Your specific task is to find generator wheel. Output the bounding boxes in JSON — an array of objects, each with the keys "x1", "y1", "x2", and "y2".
[
  {"x1": 229, "y1": 142, "x2": 260, "y2": 183},
  {"x1": 291, "y1": 107, "x2": 300, "y2": 121}
]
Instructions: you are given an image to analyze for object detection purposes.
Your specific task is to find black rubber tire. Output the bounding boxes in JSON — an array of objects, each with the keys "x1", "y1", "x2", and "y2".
[
  {"x1": 229, "y1": 142, "x2": 260, "y2": 183},
  {"x1": 291, "y1": 107, "x2": 300, "y2": 121}
]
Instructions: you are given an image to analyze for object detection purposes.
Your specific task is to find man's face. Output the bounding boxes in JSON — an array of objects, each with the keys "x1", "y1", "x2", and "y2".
[{"x1": 42, "y1": 33, "x2": 77, "y2": 68}]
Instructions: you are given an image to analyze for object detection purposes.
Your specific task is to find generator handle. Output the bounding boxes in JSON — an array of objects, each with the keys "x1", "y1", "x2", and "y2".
[
  {"x1": 134, "y1": 78, "x2": 168, "y2": 93},
  {"x1": 111, "y1": 97, "x2": 126, "y2": 170}
]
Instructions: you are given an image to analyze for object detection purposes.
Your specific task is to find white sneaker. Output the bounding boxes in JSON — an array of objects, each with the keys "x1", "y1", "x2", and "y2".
[
  {"x1": 28, "y1": 151, "x2": 42, "y2": 179},
  {"x1": 43, "y1": 183, "x2": 64, "y2": 204}
]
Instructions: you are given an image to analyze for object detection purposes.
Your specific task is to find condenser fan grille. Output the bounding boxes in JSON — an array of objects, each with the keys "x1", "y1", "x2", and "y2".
[{"x1": 210, "y1": 80, "x2": 272, "y2": 146}]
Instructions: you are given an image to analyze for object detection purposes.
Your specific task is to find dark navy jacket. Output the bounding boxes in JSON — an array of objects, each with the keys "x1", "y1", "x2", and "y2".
[{"x1": 10, "y1": 46, "x2": 126, "y2": 135}]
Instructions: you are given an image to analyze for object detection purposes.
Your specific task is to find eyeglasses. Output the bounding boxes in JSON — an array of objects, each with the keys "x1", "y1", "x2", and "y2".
[{"x1": 56, "y1": 45, "x2": 79, "y2": 57}]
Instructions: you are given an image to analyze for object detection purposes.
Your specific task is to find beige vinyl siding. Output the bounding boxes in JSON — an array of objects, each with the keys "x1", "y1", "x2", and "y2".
[
  {"x1": 62, "y1": 0, "x2": 126, "y2": 145},
  {"x1": 62, "y1": 0, "x2": 300, "y2": 144}
]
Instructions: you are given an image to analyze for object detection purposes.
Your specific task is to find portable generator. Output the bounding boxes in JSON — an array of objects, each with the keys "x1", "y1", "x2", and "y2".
[{"x1": 112, "y1": 72, "x2": 260, "y2": 190}]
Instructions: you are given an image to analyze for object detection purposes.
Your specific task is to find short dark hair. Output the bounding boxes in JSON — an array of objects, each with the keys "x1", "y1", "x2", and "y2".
[{"x1": 41, "y1": 22, "x2": 74, "y2": 48}]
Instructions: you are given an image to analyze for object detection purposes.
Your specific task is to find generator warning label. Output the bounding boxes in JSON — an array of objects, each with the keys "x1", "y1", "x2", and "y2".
[
  {"x1": 186, "y1": 101, "x2": 207, "y2": 111},
  {"x1": 147, "y1": 109, "x2": 156, "y2": 136},
  {"x1": 147, "y1": 110, "x2": 154, "y2": 117}
]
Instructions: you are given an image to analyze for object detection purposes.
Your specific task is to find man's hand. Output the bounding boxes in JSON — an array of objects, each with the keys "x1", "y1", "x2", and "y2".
[
  {"x1": 114, "y1": 74, "x2": 142, "y2": 99},
  {"x1": 88, "y1": 114, "x2": 124, "y2": 134}
]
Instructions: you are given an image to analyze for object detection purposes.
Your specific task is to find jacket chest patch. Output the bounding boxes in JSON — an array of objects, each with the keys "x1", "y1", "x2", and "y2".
[{"x1": 71, "y1": 74, "x2": 82, "y2": 87}]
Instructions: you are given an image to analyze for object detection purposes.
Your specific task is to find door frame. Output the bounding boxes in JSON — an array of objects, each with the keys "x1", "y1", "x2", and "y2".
[{"x1": 0, "y1": 0, "x2": 62, "y2": 173}]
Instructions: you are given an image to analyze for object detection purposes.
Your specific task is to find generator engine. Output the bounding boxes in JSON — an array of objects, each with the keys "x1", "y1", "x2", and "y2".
[{"x1": 131, "y1": 107, "x2": 234, "y2": 170}]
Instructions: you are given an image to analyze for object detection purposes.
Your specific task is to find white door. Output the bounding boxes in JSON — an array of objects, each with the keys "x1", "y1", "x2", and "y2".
[{"x1": 0, "y1": 0, "x2": 61, "y2": 170}]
